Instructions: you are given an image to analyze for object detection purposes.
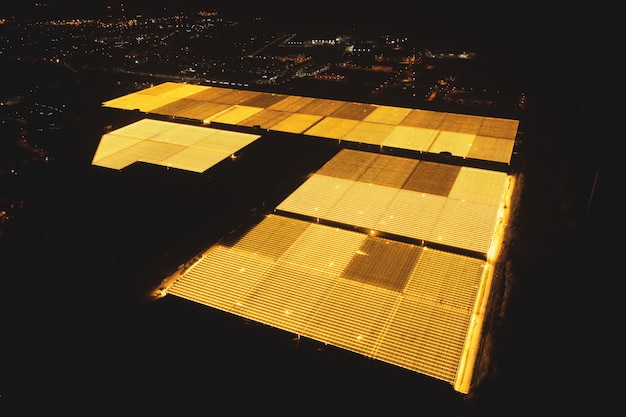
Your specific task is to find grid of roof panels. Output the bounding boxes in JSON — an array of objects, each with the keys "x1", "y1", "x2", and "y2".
[
  {"x1": 276, "y1": 149, "x2": 508, "y2": 255},
  {"x1": 99, "y1": 83, "x2": 517, "y2": 393},
  {"x1": 167, "y1": 214, "x2": 487, "y2": 386},
  {"x1": 91, "y1": 119, "x2": 261, "y2": 172},
  {"x1": 102, "y1": 82, "x2": 518, "y2": 164}
]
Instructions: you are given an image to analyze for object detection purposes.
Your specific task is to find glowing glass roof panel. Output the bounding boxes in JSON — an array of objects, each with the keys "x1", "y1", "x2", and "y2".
[
  {"x1": 324, "y1": 181, "x2": 399, "y2": 229},
  {"x1": 92, "y1": 119, "x2": 260, "y2": 172},
  {"x1": 429, "y1": 131, "x2": 475, "y2": 157},
  {"x1": 224, "y1": 213, "x2": 322, "y2": 259},
  {"x1": 403, "y1": 161, "x2": 460, "y2": 196},
  {"x1": 439, "y1": 113, "x2": 483, "y2": 134},
  {"x1": 91, "y1": 133, "x2": 140, "y2": 161},
  {"x1": 467, "y1": 135, "x2": 516, "y2": 164},
  {"x1": 149, "y1": 98, "x2": 231, "y2": 120},
  {"x1": 342, "y1": 121, "x2": 396, "y2": 145},
  {"x1": 240, "y1": 92, "x2": 288, "y2": 108},
  {"x1": 113, "y1": 118, "x2": 174, "y2": 137},
  {"x1": 430, "y1": 200, "x2": 500, "y2": 254},
  {"x1": 298, "y1": 98, "x2": 346, "y2": 116},
  {"x1": 148, "y1": 123, "x2": 216, "y2": 146},
  {"x1": 476, "y1": 117, "x2": 519, "y2": 139},
  {"x1": 380, "y1": 125, "x2": 439, "y2": 151},
  {"x1": 449, "y1": 167, "x2": 508, "y2": 205},
  {"x1": 159, "y1": 148, "x2": 225, "y2": 172},
  {"x1": 171, "y1": 246, "x2": 276, "y2": 311},
  {"x1": 102, "y1": 92, "x2": 181, "y2": 112},
  {"x1": 380, "y1": 189, "x2": 446, "y2": 240},
  {"x1": 374, "y1": 296, "x2": 466, "y2": 383},
  {"x1": 300, "y1": 278, "x2": 400, "y2": 356},
  {"x1": 184, "y1": 86, "x2": 234, "y2": 102},
  {"x1": 151, "y1": 82, "x2": 209, "y2": 98},
  {"x1": 275, "y1": 175, "x2": 353, "y2": 218},
  {"x1": 209, "y1": 89, "x2": 263, "y2": 105},
  {"x1": 204, "y1": 105, "x2": 264, "y2": 125},
  {"x1": 139, "y1": 81, "x2": 206, "y2": 98},
  {"x1": 132, "y1": 139, "x2": 187, "y2": 165},
  {"x1": 267, "y1": 94, "x2": 316, "y2": 112},
  {"x1": 400, "y1": 109, "x2": 446, "y2": 129},
  {"x1": 363, "y1": 105, "x2": 411, "y2": 125},
  {"x1": 316, "y1": 148, "x2": 378, "y2": 179},
  {"x1": 195, "y1": 129, "x2": 260, "y2": 152},
  {"x1": 269, "y1": 113, "x2": 324, "y2": 133},
  {"x1": 404, "y1": 248, "x2": 485, "y2": 310},
  {"x1": 90, "y1": 139, "x2": 143, "y2": 170},
  {"x1": 303, "y1": 117, "x2": 360, "y2": 139},
  {"x1": 356, "y1": 153, "x2": 419, "y2": 188},
  {"x1": 330, "y1": 102, "x2": 378, "y2": 120},
  {"x1": 237, "y1": 109, "x2": 293, "y2": 129}
]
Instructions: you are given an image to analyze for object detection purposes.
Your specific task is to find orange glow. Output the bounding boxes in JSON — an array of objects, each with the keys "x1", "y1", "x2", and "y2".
[{"x1": 104, "y1": 82, "x2": 521, "y2": 394}]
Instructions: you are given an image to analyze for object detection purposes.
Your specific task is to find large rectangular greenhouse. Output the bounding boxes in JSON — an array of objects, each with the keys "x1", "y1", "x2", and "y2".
[{"x1": 103, "y1": 81, "x2": 518, "y2": 165}]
